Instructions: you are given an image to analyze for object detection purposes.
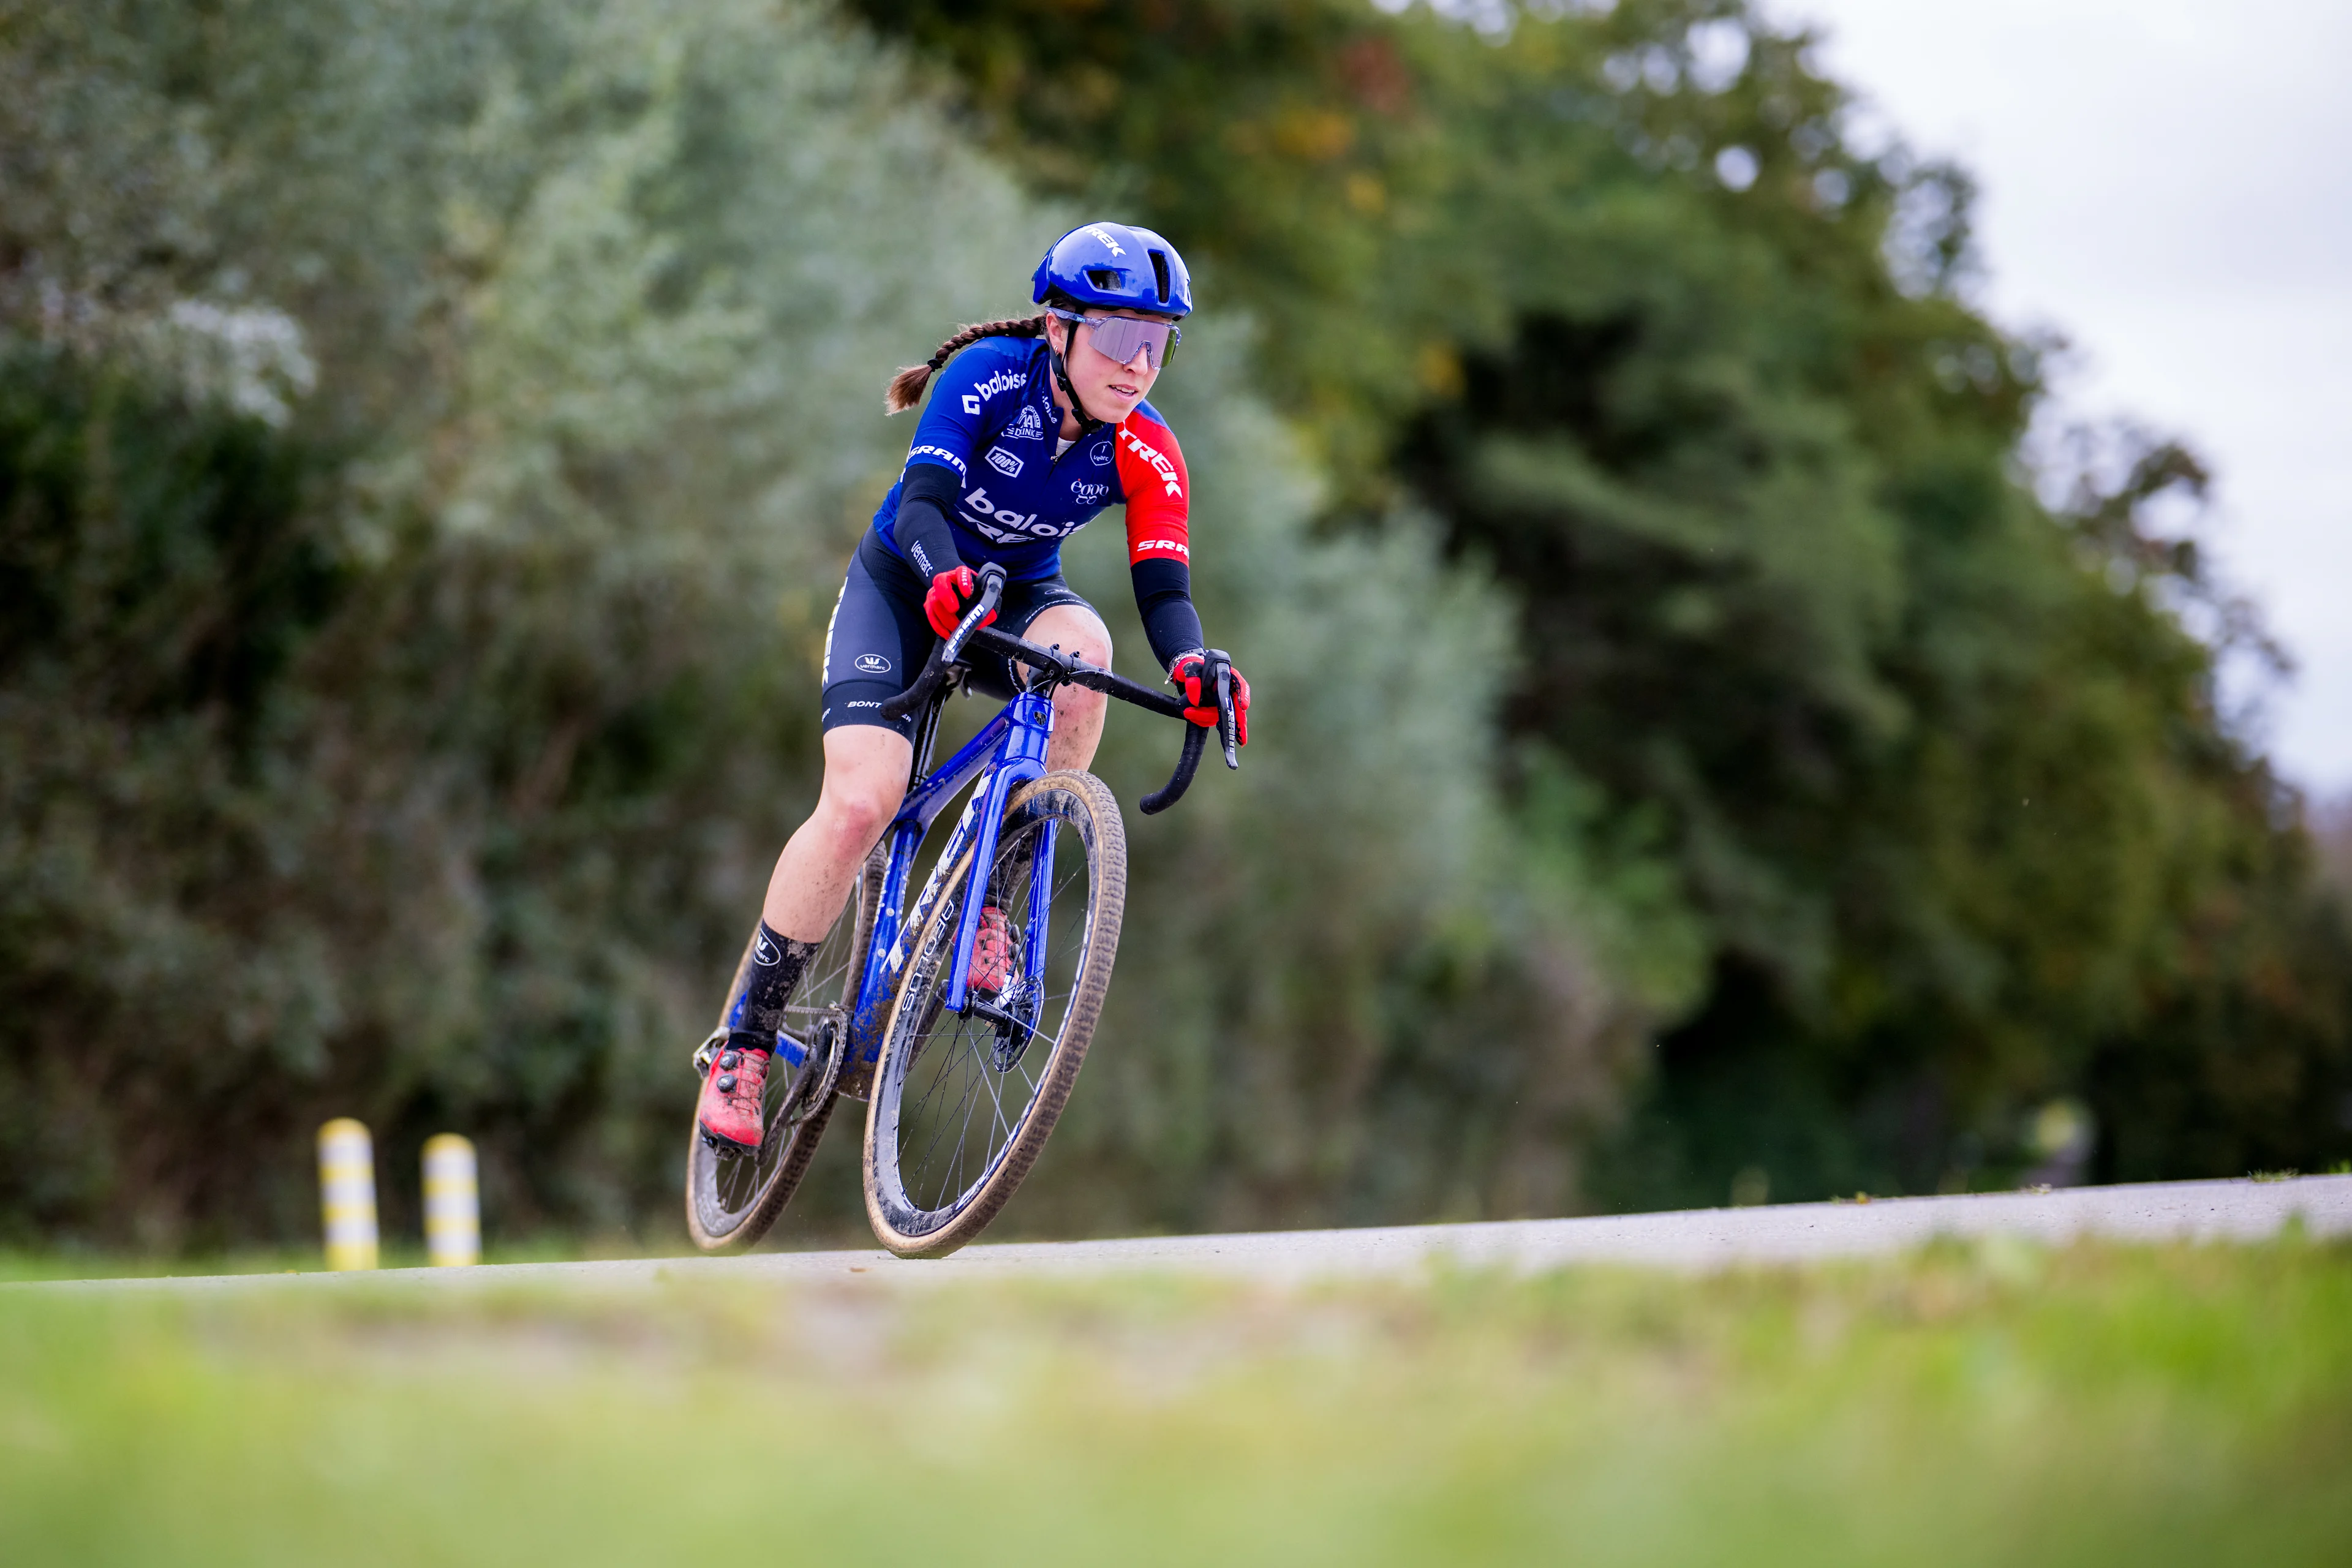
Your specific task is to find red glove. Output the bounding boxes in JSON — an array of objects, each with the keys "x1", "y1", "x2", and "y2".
[
  {"x1": 923, "y1": 565, "x2": 997, "y2": 638},
  {"x1": 1169, "y1": 650, "x2": 1250, "y2": 747}
]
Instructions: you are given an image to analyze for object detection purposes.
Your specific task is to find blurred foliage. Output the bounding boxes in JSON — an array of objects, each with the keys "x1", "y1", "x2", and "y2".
[
  {"x1": 0, "y1": 0, "x2": 1632, "y2": 1246},
  {"x1": 2318, "y1": 797, "x2": 2352, "y2": 907},
  {"x1": 1, "y1": 0, "x2": 2345, "y2": 1250},
  {"x1": 852, "y1": 0, "x2": 2352, "y2": 1205}
]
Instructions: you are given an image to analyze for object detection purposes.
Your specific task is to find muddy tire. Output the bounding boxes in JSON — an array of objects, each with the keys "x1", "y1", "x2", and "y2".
[{"x1": 862, "y1": 771, "x2": 1125, "y2": 1259}]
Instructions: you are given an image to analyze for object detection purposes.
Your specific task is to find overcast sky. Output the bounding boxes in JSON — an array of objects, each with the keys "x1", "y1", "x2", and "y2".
[{"x1": 1766, "y1": 0, "x2": 2352, "y2": 797}]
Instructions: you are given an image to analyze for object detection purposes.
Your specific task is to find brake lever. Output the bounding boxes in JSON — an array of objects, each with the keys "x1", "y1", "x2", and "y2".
[
  {"x1": 1210, "y1": 649, "x2": 1240, "y2": 771},
  {"x1": 875, "y1": 564, "x2": 1008, "y2": 723},
  {"x1": 943, "y1": 564, "x2": 1007, "y2": 663}
]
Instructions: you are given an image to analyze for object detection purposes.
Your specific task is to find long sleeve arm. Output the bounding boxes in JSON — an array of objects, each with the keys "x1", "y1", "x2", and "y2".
[
  {"x1": 891, "y1": 462, "x2": 965, "y2": 579},
  {"x1": 1130, "y1": 557, "x2": 1205, "y2": 669},
  {"x1": 1114, "y1": 412, "x2": 1202, "y2": 671}
]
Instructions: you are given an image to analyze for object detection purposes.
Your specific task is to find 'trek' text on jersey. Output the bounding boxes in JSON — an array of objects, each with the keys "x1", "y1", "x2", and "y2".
[{"x1": 870, "y1": 335, "x2": 1190, "y2": 585}]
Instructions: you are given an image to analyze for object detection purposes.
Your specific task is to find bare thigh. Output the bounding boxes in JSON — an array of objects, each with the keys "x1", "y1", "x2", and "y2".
[
  {"x1": 761, "y1": 724, "x2": 913, "y2": 941},
  {"x1": 1020, "y1": 602, "x2": 1114, "y2": 773}
]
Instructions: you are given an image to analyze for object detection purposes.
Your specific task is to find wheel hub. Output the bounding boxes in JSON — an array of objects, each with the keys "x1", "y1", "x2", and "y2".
[{"x1": 982, "y1": 982, "x2": 1039, "y2": 1072}]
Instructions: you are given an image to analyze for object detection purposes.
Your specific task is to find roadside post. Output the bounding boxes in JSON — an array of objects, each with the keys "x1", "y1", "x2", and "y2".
[
  {"x1": 423, "y1": 1134, "x2": 481, "y2": 1267},
  {"x1": 317, "y1": 1118, "x2": 379, "y2": 1270}
]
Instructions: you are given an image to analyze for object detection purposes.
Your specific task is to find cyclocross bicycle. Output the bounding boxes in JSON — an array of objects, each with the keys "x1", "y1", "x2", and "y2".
[{"x1": 684, "y1": 563, "x2": 1240, "y2": 1258}]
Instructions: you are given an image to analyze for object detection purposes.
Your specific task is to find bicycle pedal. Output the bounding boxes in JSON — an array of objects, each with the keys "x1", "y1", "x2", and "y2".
[{"x1": 692, "y1": 1031, "x2": 726, "y2": 1077}]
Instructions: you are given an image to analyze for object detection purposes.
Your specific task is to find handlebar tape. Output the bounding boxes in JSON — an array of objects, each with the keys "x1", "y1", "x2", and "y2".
[{"x1": 1140, "y1": 722, "x2": 1209, "y2": 815}]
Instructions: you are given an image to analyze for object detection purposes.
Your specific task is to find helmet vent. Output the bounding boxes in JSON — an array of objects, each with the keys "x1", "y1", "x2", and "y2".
[
  {"x1": 1148, "y1": 250, "x2": 1171, "y2": 304},
  {"x1": 1086, "y1": 268, "x2": 1123, "y2": 290}
]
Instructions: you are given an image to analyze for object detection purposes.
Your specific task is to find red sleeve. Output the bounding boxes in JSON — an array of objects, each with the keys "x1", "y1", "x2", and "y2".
[{"x1": 1115, "y1": 410, "x2": 1191, "y2": 567}]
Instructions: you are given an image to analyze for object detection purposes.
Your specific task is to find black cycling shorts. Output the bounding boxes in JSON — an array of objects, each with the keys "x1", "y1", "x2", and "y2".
[{"x1": 820, "y1": 530, "x2": 1097, "y2": 739}]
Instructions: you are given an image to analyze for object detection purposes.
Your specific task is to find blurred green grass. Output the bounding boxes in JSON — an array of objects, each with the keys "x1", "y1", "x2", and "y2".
[
  {"x1": 0, "y1": 1235, "x2": 686, "y2": 1283},
  {"x1": 4, "y1": 1240, "x2": 2349, "y2": 1566}
]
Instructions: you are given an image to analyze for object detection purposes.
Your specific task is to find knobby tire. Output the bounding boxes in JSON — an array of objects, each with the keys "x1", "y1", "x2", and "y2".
[
  {"x1": 862, "y1": 771, "x2": 1125, "y2": 1258},
  {"x1": 683, "y1": 848, "x2": 882, "y2": 1251}
]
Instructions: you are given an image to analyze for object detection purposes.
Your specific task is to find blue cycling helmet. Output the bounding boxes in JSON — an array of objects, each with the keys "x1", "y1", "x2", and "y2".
[{"x1": 1031, "y1": 222, "x2": 1193, "y2": 317}]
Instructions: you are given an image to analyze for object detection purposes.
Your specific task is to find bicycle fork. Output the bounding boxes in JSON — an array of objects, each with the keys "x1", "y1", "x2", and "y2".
[{"x1": 848, "y1": 689, "x2": 1055, "y2": 1067}]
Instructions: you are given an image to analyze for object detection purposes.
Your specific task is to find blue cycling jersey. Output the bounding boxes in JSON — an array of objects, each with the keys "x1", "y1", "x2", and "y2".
[{"x1": 868, "y1": 336, "x2": 1194, "y2": 585}]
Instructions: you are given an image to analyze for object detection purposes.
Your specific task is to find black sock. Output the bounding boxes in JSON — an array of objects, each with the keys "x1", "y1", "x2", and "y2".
[{"x1": 731, "y1": 921, "x2": 821, "y2": 1051}]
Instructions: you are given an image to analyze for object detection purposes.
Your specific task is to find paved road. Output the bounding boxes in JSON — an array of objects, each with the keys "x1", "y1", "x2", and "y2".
[{"x1": 43, "y1": 1173, "x2": 2352, "y2": 1293}]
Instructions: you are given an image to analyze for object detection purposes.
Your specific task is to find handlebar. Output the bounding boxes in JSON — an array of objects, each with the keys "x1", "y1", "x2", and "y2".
[
  {"x1": 1143, "y1": 648, "x2": 1239, "y2": 813},
  {"x1": 1142, "y1": 722, "x2": 1210, "y2": 815},
  {"x1": 872, "y1": 562, "x2": 1239, "y2": 814}
]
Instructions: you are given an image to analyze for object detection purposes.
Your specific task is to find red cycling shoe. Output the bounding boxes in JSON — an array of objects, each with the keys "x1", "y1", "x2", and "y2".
[
  {"x1": 970, "y1": 905, "x2": 1015, "y2": 994},
  {"x1": 696, "y1": 1042, "x2": 770, "y2": 1155}
]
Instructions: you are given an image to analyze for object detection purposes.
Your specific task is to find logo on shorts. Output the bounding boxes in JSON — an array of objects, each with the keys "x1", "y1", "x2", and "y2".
[
  {"x1": 986, "y1": 448, "x2": 1024, "y2": 478},
  {"x1": 854, "y1": 653, "x2": 891, "y2": 675}
]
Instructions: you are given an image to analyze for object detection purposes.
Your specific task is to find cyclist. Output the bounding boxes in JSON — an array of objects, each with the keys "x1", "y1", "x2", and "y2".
[{"x1": 696, "y1": 222, "x2": 1253, "y2": 1153}]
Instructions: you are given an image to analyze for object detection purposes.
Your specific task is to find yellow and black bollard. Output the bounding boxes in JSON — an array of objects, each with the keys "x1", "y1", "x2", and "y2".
[
  {"x1": 422, "y1": 1134, "x2": 481, "y2": 1267},
  {"x1": 316, "y1": 1118, "x2": 379, "y2": 1270}
]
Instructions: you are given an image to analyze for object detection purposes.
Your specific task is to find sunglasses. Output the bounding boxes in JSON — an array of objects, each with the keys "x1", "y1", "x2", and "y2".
[{"x1": 1048, "y1": 307, "x2": 1181, "y2": 371}]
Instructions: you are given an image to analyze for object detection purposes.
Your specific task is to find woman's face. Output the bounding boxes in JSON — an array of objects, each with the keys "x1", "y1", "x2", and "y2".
[{"x1": 1046, "y1": 307, "x2": 1173, "y2": 426}]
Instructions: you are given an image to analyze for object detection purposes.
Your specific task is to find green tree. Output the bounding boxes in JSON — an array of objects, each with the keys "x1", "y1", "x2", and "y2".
[
  {"x1": 853, "y1": 0, "x2": 2352, "y2": 1202},
  {"x1": 4, "y1": 0, "x2": 1638, "y2": 1245},
  {"x1": 2, "y1": 0, "x2": 1078, "y2": 1242}
]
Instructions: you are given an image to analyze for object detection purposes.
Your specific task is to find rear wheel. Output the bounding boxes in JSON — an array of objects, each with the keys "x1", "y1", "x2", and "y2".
[
  {"x1": 862, "y1": 771, "x2": 1125, "y2": 1259},
  {"x1": 684, "y1": 848, "x2": 881, "y2": 1251}
]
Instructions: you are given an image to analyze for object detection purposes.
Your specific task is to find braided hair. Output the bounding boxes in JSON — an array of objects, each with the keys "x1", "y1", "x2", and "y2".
[{"x1": 884, "y1": 314, "x2": 1048, "y2": 414}]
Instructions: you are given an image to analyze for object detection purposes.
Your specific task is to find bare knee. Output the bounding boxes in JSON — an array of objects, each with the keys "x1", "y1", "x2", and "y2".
[
  {"x1": 1052, "y1": 681, "x2": 1108, "y2": 727},
  {"x1": 1027, "y1": 606, "x2": 1112, "y2": 680},
  {"x1": 811, "y1": 728, "x2": 911, "y2": 855},
  {"x1": 1069, "y1": 622, "x2": 1112, "y2": 672},
  {"x1": 816, "y1": 777, "x2": 896, "y2": 854}
]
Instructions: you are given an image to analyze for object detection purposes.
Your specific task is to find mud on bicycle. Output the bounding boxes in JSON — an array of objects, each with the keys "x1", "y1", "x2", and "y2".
[{"x1": 684, "y1": 563, "x2": 1242, "y2": 1257}]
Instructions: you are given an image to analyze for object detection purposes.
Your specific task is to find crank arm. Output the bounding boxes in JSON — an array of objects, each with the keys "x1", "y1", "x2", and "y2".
[{"x1": 691, "y1": 1024, "x2": 818, "y2": 1076}]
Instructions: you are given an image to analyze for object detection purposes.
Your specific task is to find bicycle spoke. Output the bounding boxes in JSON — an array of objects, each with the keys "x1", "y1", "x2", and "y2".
[
  {"x1": 907, "y1": 892, "x2": 1036, "y2": 1202},
  {"x1": 946, "y1": 1050, "x2": 984, "y2": 1200},
  {"x1": 906, "y1": 1026, "x2": 972, "y2": 1191},
  {"x1": 687, "y1": 850, "x2": 874, "y2": 1250},
  {"x1": 870, "y1": 777, "x2": 1120, "y2": 1253}
]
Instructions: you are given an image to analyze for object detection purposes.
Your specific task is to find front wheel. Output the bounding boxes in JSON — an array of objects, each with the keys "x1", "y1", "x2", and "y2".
[{"x1": 862, "y1": 771, "x2": 1126, "y2": 1258}]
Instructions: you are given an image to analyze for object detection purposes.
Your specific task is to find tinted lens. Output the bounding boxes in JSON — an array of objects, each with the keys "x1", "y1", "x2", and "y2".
[{"x1": 1085, "y1": 314, "x2": 1177, "y2": 370}]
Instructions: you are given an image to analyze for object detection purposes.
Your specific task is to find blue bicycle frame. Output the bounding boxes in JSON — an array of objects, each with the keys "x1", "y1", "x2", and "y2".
[
  {"x1": 832, "y1": 684, "x2": 1058, "y2": 1077},
  {"x1": 741, "y1": 686, "x2": 1052, "y2": 1080},
  {"x1": 741, "y1": 567, "x2": 1231, "y2": 1085}
]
